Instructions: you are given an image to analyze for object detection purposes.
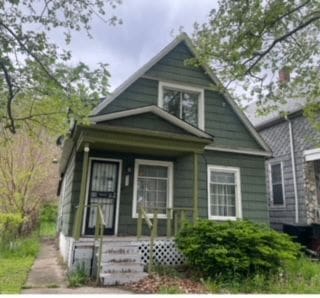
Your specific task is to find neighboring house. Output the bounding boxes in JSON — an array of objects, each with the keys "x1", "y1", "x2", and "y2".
[
  {"x1": 246, "y1": 99, "x2": 320, "y2": 247},
  {"x1": 57, "y1": 33, "x2": 271, "y2": 285}
]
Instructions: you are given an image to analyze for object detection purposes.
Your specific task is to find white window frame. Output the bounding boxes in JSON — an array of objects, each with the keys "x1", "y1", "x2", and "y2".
[
  {"x1": 132, "y1": 159, "x2": 173, "y2": 219},
  {"x1": 269, "y1": 161, "x2": 286, "y2": 208},
  {"x1": 207, "y1": 165, "x2": 242, "y2": 221},
  {"x1": 158, "y1": 81, "x2": 205, "y2": 130}
]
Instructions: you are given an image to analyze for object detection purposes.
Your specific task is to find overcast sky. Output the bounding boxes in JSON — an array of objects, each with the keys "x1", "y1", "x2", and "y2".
[{"x1": 62, "y1": 0, "x2": 217, "y2": 91}]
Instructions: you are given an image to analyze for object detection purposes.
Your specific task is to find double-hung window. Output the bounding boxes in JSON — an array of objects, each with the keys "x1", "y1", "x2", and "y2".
[
  {"x1": 133, "y1": 159, "x2": 173, "y2": 218},
  {"x1": 207, "y1": 165, "x2": 242, "y2": 220},
  {"x1": 270, "y1": 162, "x2": 285, "y2": 206},
  {"x1": 158, "y1": 82, "x2": 204, "y2": 129}
]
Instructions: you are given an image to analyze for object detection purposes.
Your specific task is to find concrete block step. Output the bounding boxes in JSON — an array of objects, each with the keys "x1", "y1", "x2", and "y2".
[
  {"x1": 100, "y1": 272, "x2": 148, "y2": 285},
  {"x1": 102, "y1": 247, "x2": 139, "y2": 255},
  {"x1": 100, "y1": 241, "x2": 138, "y2": 247},
  {"x1": 101, "y1": 253, "x2": 141, "y2": 263},
  {"x1": 101, "y1": 262, "x2": 144, "y2": 274}
]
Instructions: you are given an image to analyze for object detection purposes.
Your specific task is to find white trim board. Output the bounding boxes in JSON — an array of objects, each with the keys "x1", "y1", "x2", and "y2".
[
  {"x1": 91, "y1": 105, "x2": 212, "y2": 139},
  {"x1": 158, "y1": 81, "x2": 205, "y2": 130},
  {"x1": 304, "y1": 148, "x2": 320, "y2": 162},
  {"x1": 91, "y1": 33, "x2": 271, "y2": 155},
  {"x1": 205, "y1": 145, "x2": 272, "y2": 157},
  {"x1": 82, "y1": 157, "x2": 122, "y2": 236},
  {"x1": 207, "y1": 165, "x2": 242, "y2": 221},
  {"x1": 132, "y1": 159, "x2": 173, "y2": 219}
]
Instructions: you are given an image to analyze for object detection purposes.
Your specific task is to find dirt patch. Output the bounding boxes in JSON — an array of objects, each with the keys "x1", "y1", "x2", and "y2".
[{"x1": 124, "y1": 274, "x2": 208, "y2": 294}]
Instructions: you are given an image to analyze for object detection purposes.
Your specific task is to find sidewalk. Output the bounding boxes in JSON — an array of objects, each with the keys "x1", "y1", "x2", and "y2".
[{"x1": 22, "y1": 239, "x2": 132, "y2": 294}]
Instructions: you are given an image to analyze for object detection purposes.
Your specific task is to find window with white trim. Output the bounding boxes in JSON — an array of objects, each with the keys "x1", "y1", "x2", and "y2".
[
  {"x1": 133, "y1": 159, "x2": 173, "y2": 218},
  {"x1": 270, "y1": 163, "x2": 285, "y2": 206},
  {"x1": 158, "y1": 82, "x2": 204, "y2": 129},
  {"x1": 208, "y1": 165, "x2": 242, "y2": 220}
]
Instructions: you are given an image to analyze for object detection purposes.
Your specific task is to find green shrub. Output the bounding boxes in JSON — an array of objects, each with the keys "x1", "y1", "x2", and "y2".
[
  {"x1": 175, "y1": 220, "x2": 301, "y2": 278},
  {"x1": 40, "y1": 204, "x2": 58, "y2": 223},
  {"x1": 0, "y1": 213, "x2": 24, "y2": 245}
]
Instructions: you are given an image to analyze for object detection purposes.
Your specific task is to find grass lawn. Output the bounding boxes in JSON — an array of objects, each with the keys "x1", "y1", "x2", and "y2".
[
  {"x1": 0, "y1": 257, "x2": 35, "y2": 294},
  {"x1": 0, "y1": 219, "x2": 56, "y2": 294},
  {"x1": 0, "y1": 236, "x2": 40, "y2": 294}
]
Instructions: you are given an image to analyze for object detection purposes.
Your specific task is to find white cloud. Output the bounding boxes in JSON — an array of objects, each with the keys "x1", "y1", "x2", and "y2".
[{"x1": 50, "y1": 0, "x2": 217, "y2": 90}]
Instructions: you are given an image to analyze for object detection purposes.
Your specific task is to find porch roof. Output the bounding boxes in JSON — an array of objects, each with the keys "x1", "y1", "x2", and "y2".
[{"x1": 60, "y1": 123, "x2": 213, "y2": 174}]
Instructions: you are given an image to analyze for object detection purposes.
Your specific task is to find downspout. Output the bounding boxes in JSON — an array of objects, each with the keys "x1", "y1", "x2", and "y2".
[{"x1": 288, "y1": 119, "x2": 299, "y2": 224}]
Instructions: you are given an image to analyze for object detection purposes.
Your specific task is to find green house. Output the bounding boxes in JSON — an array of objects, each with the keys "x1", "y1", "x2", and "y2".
[{"x1": 57, "y1": 33, "x2": 271, "y2": 285}]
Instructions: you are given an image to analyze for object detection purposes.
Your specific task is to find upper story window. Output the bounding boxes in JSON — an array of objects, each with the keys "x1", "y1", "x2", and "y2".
[
  {"x1": 270, "y1": 162, "x2": 285, "y2": 207},
  {"x1": 158, "y1": 82, "x2": 204, "y2": 129}
]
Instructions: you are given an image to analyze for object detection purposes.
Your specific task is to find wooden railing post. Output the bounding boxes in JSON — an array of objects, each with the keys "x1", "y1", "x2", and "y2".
[
  {"x1": 166, "y1": 208, "x2": 172, "y2": 238},
  {"x1": 148, "y1": 210, "x2": 158, "y2": 274},
  {"x1": 74, "y1": 144, "x2": 90, "y2": 240},
  {"x1": 137, "y1": 206, "x2": 142, "y2": 239},
  {"x1": 96, "y1": 205, "x2": 105, "y2": 286},
  {"x1": 193, "y1": 152, "x2": 199, "y2": 223},
  {"x1": 174, "y1": 211, "x2": 179, "y2": 237}
]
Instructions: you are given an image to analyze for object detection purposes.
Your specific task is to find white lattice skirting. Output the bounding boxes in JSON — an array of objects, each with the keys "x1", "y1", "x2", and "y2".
[{"x1": 133, "y1": 239, "x2": 186, "y2": 266}]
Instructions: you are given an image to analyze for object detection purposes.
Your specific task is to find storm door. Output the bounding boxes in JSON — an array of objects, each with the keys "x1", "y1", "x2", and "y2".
[{"x1": 85, "y1": 160, "x2": 120, "y2": 235}]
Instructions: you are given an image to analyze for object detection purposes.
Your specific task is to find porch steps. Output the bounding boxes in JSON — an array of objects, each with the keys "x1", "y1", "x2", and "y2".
[{"x1": 98, "y1": 240, "x2": 147, "y2": 285}]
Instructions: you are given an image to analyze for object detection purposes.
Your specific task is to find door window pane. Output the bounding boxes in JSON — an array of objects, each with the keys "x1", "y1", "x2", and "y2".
[
  {"x1": 163, "y1": 88, "x2": 180, "y2": 118},
  {"x1": 182, "y1": 92, "x2": 198, "y2": 126}
]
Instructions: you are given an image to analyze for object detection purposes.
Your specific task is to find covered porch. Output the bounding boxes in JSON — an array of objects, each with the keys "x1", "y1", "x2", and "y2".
[{"x1": 60, "y1": 123, "x2": 213, "y2": 240}]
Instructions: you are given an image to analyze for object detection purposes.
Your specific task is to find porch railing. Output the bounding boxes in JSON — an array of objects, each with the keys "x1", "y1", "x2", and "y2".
[
  {"x1": 74, "y1": 203, "x2": 106, "y2": 285},
  {"x1": 136, "y1": 206, "x2": 194, "y2": 272},
  {"x1": 137, "y1": 206, "x2": 158, "y2": 273}
]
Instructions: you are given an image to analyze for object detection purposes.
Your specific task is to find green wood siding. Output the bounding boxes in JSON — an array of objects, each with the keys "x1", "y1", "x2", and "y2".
[
  {"x1": 202, "y1": 151, "x2": 268, "y2": 224},
  {"x1": 99, "y1": 78, "x2": 158, "y2": 115},
  {"x1": 66, "y1": 149, "x2": 268, "y2": 237},
  {"x1": 96, "y1": 40, "x2": 262, "y2": 151},
  {"x1": 61, "y1": 153, "x2": 75, "y2": 236},
  {"x1": 175, "y1": 151, "x2": 269, "y2": 225},
  {"x1": 101, "y1": 112, "x2": 193, "y2": 136},
  {"x1": 205, "y1": 90, "x2": 261, "y2": 149},
  {"x1": 145, "y1": 42, "x2": 213, "y2": 88}
]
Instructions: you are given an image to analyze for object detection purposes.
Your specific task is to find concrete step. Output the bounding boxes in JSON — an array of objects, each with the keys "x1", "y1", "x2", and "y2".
[
  {"x1": 101, "y1": 262, "x2": 144, "y2": 274},
  {"x1": 102, "y1": 247, "x2": 139, "y2": 255},
  {"x1": 100, "y1": 272, "x2": 148, "y2": 286},
  {"x1": 101, "y1": 253, "x2": 141, "y2": 263}
]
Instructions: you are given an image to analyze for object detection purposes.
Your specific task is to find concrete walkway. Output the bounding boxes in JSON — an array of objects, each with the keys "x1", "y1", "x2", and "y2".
[{"x1": 22, "y1": 239, "x2": 132, "y2": 294}]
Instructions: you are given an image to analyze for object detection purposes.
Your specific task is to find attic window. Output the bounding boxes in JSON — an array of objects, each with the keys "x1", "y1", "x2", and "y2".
[{"x1": 158, "y1": 82, "x2": 204, "y2": 129}]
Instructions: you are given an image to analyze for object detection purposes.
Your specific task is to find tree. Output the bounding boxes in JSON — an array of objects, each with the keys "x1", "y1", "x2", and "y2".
[
  {"x1": 0, "y1": 0, "x2": 121, "y2": 136},
  {"x1": 191, "y1": 0, "x2": 320, "y2": 128},
  {"x1": 0, "y1": 127, "x2": 60, "y2": 234}
]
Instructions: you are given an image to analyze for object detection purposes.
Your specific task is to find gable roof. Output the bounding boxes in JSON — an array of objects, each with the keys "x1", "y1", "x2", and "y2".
[
  {"x1": 90, "y1": 105, "x2": 213, "y2": 140},
  {"x1": 92, "y1": 33, "x2": 271, "y2": 154}
]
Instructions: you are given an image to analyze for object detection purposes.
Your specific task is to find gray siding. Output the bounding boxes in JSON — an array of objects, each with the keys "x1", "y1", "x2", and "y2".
[{"x1": 259, "y1": 115, "x2": 320, "y2": 230}]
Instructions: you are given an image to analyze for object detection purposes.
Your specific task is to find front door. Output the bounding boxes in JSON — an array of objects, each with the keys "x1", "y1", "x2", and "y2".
[{"x1": 85, "y1": 160, "x2": 120, "y2": 235}]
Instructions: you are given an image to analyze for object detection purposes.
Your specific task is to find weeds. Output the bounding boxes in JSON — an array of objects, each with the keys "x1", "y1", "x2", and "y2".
[{"x1": 67, "y1": 264, "x2": 89, "y2": 288}]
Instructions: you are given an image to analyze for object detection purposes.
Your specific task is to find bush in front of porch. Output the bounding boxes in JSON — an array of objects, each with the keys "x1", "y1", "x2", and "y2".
[{"x1": 175, "y1": 220, "x2": 301, "y2": 278}]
